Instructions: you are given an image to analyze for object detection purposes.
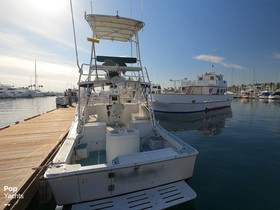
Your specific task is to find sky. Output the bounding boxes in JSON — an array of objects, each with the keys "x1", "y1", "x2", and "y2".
[{"x1": 0, "y1": 0, "x2": 280, "y2": 91}]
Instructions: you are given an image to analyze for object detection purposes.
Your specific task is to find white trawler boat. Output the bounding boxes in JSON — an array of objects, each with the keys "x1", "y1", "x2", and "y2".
[
  {"x1": 44, "y1": 14, "x2": 198, "y2": 209},
  {"x1": 152, "y1": 72, "x2": 233, "y2": 113}
]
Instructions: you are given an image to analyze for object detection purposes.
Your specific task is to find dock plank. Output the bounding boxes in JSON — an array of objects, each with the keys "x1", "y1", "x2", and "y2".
[{"x1": 0, "y1": 107, "x2": 76, "y2": 209}]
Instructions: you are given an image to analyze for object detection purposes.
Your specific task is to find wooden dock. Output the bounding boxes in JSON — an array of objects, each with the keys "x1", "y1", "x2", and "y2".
[{"x1": 0, "y1": 106, "x2": 76, "y2": 209}]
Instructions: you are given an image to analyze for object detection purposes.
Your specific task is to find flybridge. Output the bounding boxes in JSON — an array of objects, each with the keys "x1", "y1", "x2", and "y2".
[{"x1": 81, "y1": 14, "x2": 147, "y2": 88}]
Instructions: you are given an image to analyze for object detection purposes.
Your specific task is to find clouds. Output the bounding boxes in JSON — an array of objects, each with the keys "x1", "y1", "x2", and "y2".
[
  {"x1": 194, "y1": 55, "x2": 223, "y2": 64},
  {"x1": 0, "y1": 0, "x2": 86, "y2": 91},
  {"x1": 1, "y1": 0, "x2": 279, "y2": 89},
  {"x1": 0, "y1": 55, "x2": 78, "y2": 91},
  {"x1": 194, "y1": 54, "x2": 244, "y2": 70},
  {"x1": 0, "y1": 0, "x2": 72, "y2": 46}
]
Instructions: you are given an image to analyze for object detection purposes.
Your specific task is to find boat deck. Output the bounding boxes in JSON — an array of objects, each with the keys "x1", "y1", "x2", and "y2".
[
  {"x1": 0, "y1": 106, "x2": 76, "y2": 209},
  {"x1": 73, "y1": 136, "x2": 174, "y2": 167},
  {"x1": 76, "y1": 150, "x2": 107, "y2": 166}
]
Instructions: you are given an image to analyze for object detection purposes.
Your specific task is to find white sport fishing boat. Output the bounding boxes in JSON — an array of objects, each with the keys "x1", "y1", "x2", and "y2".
[
  {"x1": 152, "y1": 72, "x2": 233, "y2": 113},
  {"x1": 44, "y1": 14, "x2": 198, "y2": 209}
]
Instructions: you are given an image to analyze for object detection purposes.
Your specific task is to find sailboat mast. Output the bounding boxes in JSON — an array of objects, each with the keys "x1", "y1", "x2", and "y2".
[{"x1": 35, "y1": 59, "x2": 37, "y2": 90}]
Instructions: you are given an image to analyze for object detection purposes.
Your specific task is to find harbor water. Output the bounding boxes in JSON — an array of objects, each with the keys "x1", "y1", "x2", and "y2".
[
  {"x1": 157, "y1": 99, "x2": 280, "y2": 210},
  {"x1": 0, "y1": 97, "x2": 57, "y2": 127},
  {"x1": 0, "y1": 98, "x2": 280, "y2": 209}
]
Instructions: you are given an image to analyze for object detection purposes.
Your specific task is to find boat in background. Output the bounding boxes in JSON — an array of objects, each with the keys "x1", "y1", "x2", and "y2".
[
  {"x1": 258, "y1": 90, "x2": 270, "y2": 99},
  {"x1": 0, "y1": 83, "x2": 46, "y2": 98},
  {"x1": 152, "y1": 72, "x2": 233, "y2": 113},
  {"x1": 235, "y1": 86, "x2": 260, "y2": 99},
  {"x1": 236, "y1": 90, "x2": 250, "y2": 99},
  {"x1": 28, "y1": 60, "x2": 46, "y2": 97},
  {"x1": 268, "y1": 90, "x2": 280, "y2": 100},
  {"x1": 44, "y1": 13, "x2": 198, "y2": 209},
  {"x1": 0, "y1": 59, "x2": 46, "y2": 99},
  {"x1": 0, "y1": 84, "x2": 32, "y2": 98},
  {"x1": 151, "y1": 84, "x2": 162, "y2": 94},
  {"x1": 29, "y1": 89, "x2": 45, "y2": 97},
  {"x1": 56, "y1": 88, "x2": 78, "y2": 107}
]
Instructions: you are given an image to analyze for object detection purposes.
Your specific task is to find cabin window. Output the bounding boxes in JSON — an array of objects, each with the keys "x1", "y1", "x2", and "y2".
[
  {"x1": 217, "y1": 89, "x2": 220, "y2": 94},
  {"x1": 199, "y1": 77, "x2": 203, "y2": 80},
  {"x1": 210, "y1": 76, "x2": 214, "y2": 80}
]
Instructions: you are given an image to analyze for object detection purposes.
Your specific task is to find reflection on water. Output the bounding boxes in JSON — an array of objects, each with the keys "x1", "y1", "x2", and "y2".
[
  {"x1": 170, "y1": 99, "x2": 280, "y2": 210},
  {"x1": 155, "y1": 108, "x2": 233, "y2": 136},
  {"x1": 239, "y1": 98, "x2": 280, "y2": 105}
]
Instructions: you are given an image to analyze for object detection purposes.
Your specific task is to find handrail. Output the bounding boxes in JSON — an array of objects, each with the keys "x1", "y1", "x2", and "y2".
[
  {"x1": 142, "y1": 67, "x2": 156, "y2": 128},
  {"x1": 90, "y1": 65, "x2": 142, "y2": 72}
]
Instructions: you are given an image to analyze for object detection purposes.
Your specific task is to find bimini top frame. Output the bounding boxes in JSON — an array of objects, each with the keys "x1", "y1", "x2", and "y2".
[
  {"x1": 81, "y1": 14, "x2": 146, "y2": 85},
  {"x1": 86, "y1": 14, "x2": 144, "y2": 42},
  {"x1": 77, "y1": 14, "x2": 153, "y2": 122}
]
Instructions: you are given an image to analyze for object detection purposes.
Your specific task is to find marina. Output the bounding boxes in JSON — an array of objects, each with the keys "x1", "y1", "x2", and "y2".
[
  {"x1": 1, "y1": 1, "x2": 280, "y2": 209},
  {"x1": 0, "y1": 98, "x2": 279, "y2": 209}
]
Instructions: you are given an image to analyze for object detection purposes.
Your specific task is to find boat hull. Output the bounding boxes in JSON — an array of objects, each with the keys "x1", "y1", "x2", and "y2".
[
  {"x1": 46, "y1": 154, "x2": 197, "y2": 205},
  {"x1": 152, "y1": 94, "x2": 233, "y2": 113},
  {"x1": 268, "y1": 96, "x2": 280, "y2": 100}
]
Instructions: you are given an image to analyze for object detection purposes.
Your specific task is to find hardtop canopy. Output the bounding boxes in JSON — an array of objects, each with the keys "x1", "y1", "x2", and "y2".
[{"x1": 86, "y1": 14, "x2": 145, "y2": 42}]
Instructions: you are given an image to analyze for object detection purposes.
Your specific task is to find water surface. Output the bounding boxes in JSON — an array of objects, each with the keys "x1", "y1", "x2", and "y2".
[
  {"x1": 157, "y1": 99, "x2": 280, "y2": 210},
  {"x1": 0, "y1": 97, "x2": 56, "y2": 127},
  {"x1": 1, "y1": 98, "x2": 280, "y2": 210}
]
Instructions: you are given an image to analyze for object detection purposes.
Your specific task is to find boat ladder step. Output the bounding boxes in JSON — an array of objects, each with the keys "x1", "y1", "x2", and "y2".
[{"x1": 71, "y1": 180, "x2": 196, "y2": 210}]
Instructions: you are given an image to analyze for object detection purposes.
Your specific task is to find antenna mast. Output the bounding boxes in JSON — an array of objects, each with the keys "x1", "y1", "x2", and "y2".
[{"x1": 69, "y1": 0, "x2": 81, "y2": 72}]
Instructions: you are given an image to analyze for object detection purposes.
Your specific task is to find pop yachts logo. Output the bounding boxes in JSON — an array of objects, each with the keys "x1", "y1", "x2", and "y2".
[{"x1": 3, "y1": 186, "x2": 24, "y2": 200}]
